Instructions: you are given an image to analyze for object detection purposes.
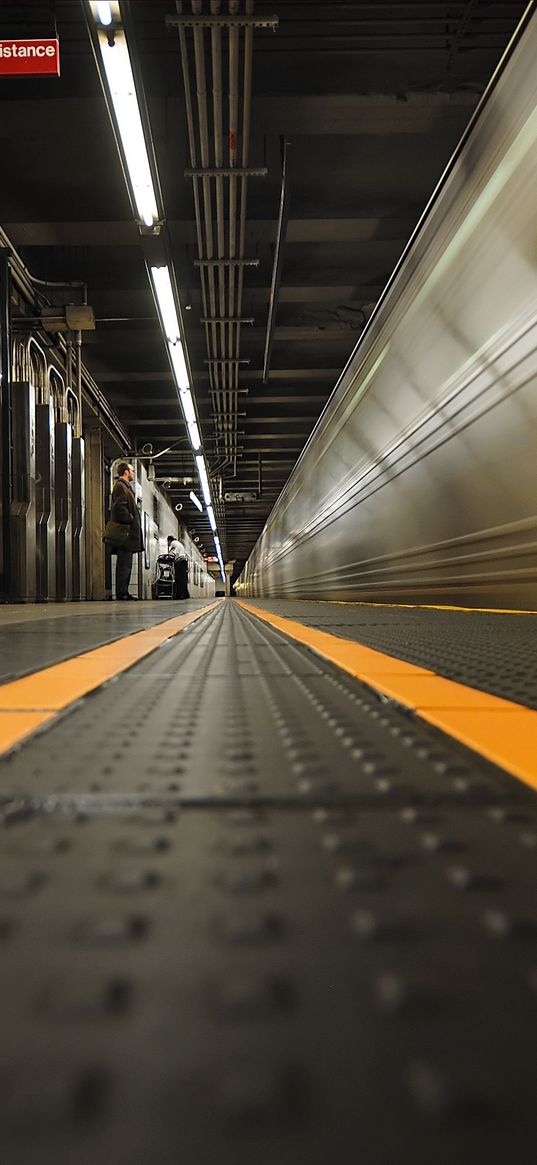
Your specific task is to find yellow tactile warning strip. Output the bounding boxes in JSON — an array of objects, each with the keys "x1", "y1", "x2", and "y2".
[
  {"x1": 0, "y1": 601, "x2": 222, "y2": 756},
  {"x1": 0, "y1": 711, "x2": 58, "y2": 753},
  {"x1": 237, "y1": 599, "x2": 537, "y2": 793},
  {"x1": 304, "y1": 598, "x2": 537, "y2": 615}
]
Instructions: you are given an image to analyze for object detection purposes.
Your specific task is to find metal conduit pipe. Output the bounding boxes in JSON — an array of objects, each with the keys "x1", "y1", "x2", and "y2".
[
  {"x1": 228, "y1": 0, "x2": 240, "y2": 437},
  {"x1": 192, "y1": 1, "x2": 218, "y2": 364},
  {"x1": 194, "y1": 1, "x2": 228, "y2": 450},
  {"x1": 210, "y1": 0, "x2": 226, "y2": 378},
  {"x1": 178, "y1": 2, "x2": 224, "y2": 456},
  {"x1": 210, "y1": 0, "x2": 227, "y2": 445},
  {"x1": 65, "y1": 333, "x2": 73, "y2": 417},
  {"x1": 27, "y1": 338, "x2": 48, "y2": 403},
  {"x1": 75, "y1": 331, "x2": 83, "y2": 438},
  {"x1": 175, "y1": 1, "x2": 213, "y2": 418},
  {"x1": 235, "y1": 0, "x2": 255, "y2": 471},
  {"x1": 175, "y1": 2, "x2": 262, "y2": 480}
]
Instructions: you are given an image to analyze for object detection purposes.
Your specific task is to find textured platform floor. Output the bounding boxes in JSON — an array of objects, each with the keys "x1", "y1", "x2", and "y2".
[
  {"x1": 0, "y1": 599, "x2": 214, "y2": 683},
  {"x1": 1, "y1": 600, "x2": 536, "y2": 1165},
  {"x1": 243, "y1": 599, "x2": 537, "y2": 708}
]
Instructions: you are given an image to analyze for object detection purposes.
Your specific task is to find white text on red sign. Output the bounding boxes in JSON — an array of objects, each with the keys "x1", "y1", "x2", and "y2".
[{"x1": 0, "y1": 40, "x2": 60, "y2": 77}]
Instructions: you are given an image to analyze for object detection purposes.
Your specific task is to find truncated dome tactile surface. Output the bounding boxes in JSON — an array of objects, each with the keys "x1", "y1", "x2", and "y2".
[
  {"x1": 245, "y1": 599, "x2": 537, "y2": 709},
  {"x1": 0, "y1": 601, "x2": 536, "y2": 1165}
]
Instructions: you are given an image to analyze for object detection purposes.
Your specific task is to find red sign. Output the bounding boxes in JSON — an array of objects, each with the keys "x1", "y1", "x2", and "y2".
[{"x1": 0, "y1": 39, "x2": 60, "y2": 77}]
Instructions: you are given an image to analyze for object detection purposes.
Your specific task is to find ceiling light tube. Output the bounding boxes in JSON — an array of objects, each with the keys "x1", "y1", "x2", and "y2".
[
  {"x1": 214, "y1": 536, "x2": 224, "y2": 567},
  {"x1": 151, "y1": 265, "x2": 180, "y2": 343},
  {"x1": 95, "y1": 25, "x2": 158, "y2": 228},
  {"x1": 187, "y1": 420, "x2": 201, "y2": 452},
  {"x1": 168, "y1": 342, "x2": 189, "y2": 391},
  {"x1": 189, "y1": 490, "x2": 203, "y2": 512},
  {"x1": 95, "y1": 1, "x2": 113, "y2": 25},
  {"x1": 213, "y1": 533, "x2": 225, "y2": 580},
  {"x1": 180, "y1": 387, "x2": 196, "y2": 427},
  {"x1": 195, "y1": 454, "x2": 212, "y2": 507},
  {"x1": 206, "y1": 505, "x2": 217, "y2": 532}
]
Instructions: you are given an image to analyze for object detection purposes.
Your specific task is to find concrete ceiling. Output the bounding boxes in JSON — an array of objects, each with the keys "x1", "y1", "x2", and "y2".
[{"x1": 0, "y1": 1, "x2": 526, "y2": 572}]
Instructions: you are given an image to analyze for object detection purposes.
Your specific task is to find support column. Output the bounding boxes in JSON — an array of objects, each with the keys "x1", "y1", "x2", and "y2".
[
  {"x1": 224, "y1": 561, "x2": 235, "y2": 597},
  {"x1": 72, "y1": 436, "x2": 86, "y2": 599},
  {"x1": 85, "y1": 427, "x2": 106, "y2": 599}
]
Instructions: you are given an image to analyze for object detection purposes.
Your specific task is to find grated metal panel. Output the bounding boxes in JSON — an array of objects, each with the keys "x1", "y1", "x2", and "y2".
[
  {"x1": 0, "y1": 603, "x2": 528, "y2": 807},
  {"x1": 1, "y1": 601, "x2": 536, "y2": 1164},
  {"x1": 244, "y1": 600, "x2": 537, "y2": 709}
]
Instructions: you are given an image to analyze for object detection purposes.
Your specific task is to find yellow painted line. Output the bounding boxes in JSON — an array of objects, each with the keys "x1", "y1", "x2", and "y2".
[
  {"x1": 0, "y1": 600, "x2": 222, "y2": 754},
  {"x1": 278, "y1": 598, "x2": 537, "y2": 616},
  {"x1": 237, "y1": 599, "x2": 537, "y2": 792}
]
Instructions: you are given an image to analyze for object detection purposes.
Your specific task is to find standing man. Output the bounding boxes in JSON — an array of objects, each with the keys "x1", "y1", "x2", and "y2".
[
  {"x1": 167, "y1": 533, "x2": 190, "y2": 599},
  {"x1": 111, "y1": 463, "x2": 143, "y2": 600}
]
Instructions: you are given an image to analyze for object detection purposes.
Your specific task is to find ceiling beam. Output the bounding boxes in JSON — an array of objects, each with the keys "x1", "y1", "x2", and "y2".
[
  {"x1": 93, "y1": 367, "x2": 341, "y2": 383},
  {"x1": 252, "y1": 91, "x2": 477, "y2": 134},
  {"x1": 3, "y1": 216, "x2": 414, "y2": 247}
]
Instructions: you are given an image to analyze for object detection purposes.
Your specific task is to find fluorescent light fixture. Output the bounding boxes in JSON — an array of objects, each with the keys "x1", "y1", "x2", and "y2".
[
  {"x1": 187, "y1": 420, "x2": 201, "y2": 452},
  {"x1": 151, "y1": 266, "x2": 179, "y2": 343},
  {"x1": 180, "y1": 387, "x2": 196, "y2": 427},
  {"x1": 206, "y1": 505, "x2": 217, "y2": 532},
  {"x1": 213, "y1": 533, "x2": 225, "y2": 581},
  {"x1": 151, "y1": 258, "x2": 202, "y2": 450},
  {"x1": 96, "y1": 1, "x2": 113, "y2": 24},
  {"x1": 189, "y1": 490, "x2": 203, "y2": 512},
  {"x1": 168, "y1": 343, "x2": 189, "y2": 392},
  {"x1": 94, "y1": 24, "x2": 158, "y2": 227},
  {"x1": 195, "y1": 454, "x2": 212, "y2": 507}
]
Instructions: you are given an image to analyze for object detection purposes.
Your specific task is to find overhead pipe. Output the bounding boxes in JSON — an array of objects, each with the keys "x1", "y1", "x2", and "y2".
[
  {"x1": 175, "y1": 0, "x2": 214, "y2": 439},
  {"x1": 174, "y1": 1, "x2": 275, "y2": 497},
  {"x1": 177, "y1": 2, "x2": 225, "y2": 459},
  {"x1": 192, "y1": 2, "x2": 218, "y2": 346},
  {"x1": 175, "y1": 2, "x2": 209, "y2": 314},
  {"x1": 210, "y1": 0, "x2": 226, "y2": 381},
  {"x1": 176, "y1": 2, "x2": 220, "y2": 441},
  {"x1": 27, "y1": 337, "x2": 48, "y2": 404},
  {"x1": 65, "y1": 332, "x2": 74, "y2": 416},
  {"x1": 236, "y1": 0, "x2": 254, "y2": 361},
  {"x1": 193, "y1": 0, "x2": 223, "y2": 446},
  {"x1": 228, "y1": 0, "x2": 240, "y2": 455}
]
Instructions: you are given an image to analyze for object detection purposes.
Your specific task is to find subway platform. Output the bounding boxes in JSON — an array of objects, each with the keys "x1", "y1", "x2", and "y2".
[{"x1": 0, "y1": 596, "x2": 536, "y2": 1165}]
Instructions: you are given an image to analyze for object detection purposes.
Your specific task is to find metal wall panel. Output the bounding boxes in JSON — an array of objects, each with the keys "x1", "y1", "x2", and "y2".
[
  {"x1": 71, "y1": 436, "x2": 86, "y2": 600},
  {"x1": 84, "y1": 427, "x2": 106, "y2": 600},
  {"x1": 54, "y1": 421, "x2": 72, "y2": 601},
  {"x1": 10, "y1": 381, "x2": 36, "y2": 601},
  {"x1": 35, "y1": 399, "x2": 56, "y2": 602}
]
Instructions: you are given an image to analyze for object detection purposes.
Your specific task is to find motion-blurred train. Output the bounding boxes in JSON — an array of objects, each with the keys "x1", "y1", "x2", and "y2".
[{"x1": 238, "y1": 5, "x2": 537, "y2": 610}]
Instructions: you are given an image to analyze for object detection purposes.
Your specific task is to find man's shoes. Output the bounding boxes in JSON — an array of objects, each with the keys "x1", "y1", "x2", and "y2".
[{"x1": 117, "y1": 594, "x2": 138, "y2": 600}]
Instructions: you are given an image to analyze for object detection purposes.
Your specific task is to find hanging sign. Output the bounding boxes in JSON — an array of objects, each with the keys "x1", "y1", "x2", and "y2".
[{"x1": 0, "y1": 39, "x2": 60, "y2": 77}]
